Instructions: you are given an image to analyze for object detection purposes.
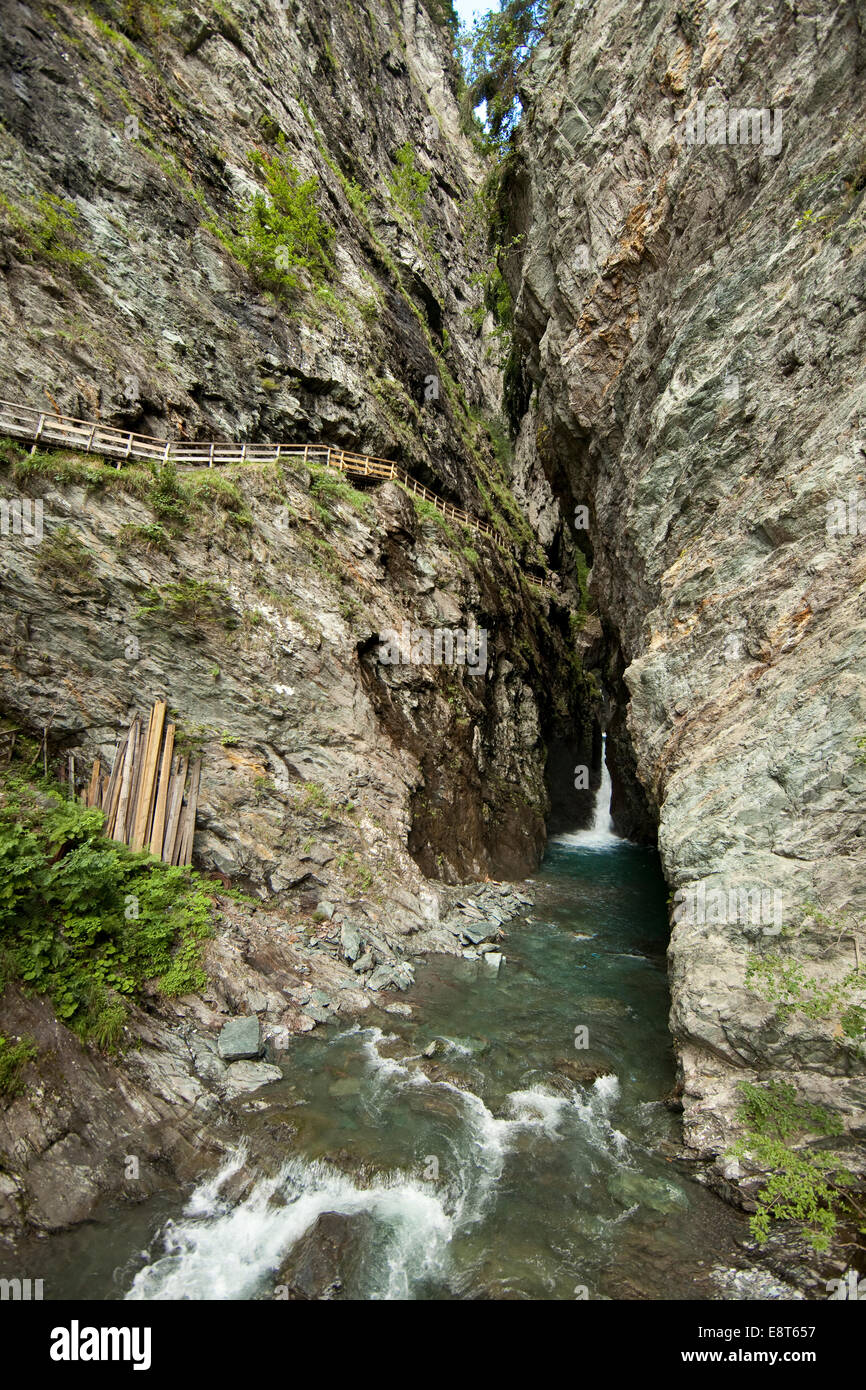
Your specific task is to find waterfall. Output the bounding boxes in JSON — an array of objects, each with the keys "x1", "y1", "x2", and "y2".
[{"x1": 552, "y1": 735, "x2": 620, "y2": 850}]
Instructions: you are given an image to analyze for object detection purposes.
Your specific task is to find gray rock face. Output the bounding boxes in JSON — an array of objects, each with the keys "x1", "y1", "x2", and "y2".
[
  {"x1": 509, "y1": 0, "x2": 866, "y2": 1164},
  {"x1": 217, "y1": 1016, "x2": 262, "y2": 1062}
]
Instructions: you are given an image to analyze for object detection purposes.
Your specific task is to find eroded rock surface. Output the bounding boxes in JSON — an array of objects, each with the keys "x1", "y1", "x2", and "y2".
[{"x1": 508, "y1": 0, "x2": 866, "y2": 1168}]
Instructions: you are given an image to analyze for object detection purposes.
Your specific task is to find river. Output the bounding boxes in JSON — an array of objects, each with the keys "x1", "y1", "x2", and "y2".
[{"x1": 24, "y1": 757, "x2": 749, "y2": 1300}]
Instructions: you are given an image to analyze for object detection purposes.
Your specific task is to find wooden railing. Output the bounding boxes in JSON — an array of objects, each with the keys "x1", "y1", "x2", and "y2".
[{"x1": 0, "y1": 397, "x2": 563, "y2": 593}]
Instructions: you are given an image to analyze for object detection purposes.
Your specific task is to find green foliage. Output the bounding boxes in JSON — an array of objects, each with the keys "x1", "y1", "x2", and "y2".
[
  {"x1": 188, "y1": 471, "x2": 253, "y2": 525},
  {"x1": 388, "y1": 143, "x2": 431, "y2": 220},
  {"x1": 118, "y1": 521, "x2": 173, "y2": 554},
  {"x1": 2, "y1": 438, "x2": 152, "y2": 498},
  {"x1": 99, "y1": 0, "x2": 166, "y2": 43},
  {"x1": 215, "y1": 137, "x2": 335, "y2": 302},
  {"x1": 309, "y1": 467, "x2": 372, "y2": 517},
  {"x1": 733, "y1": 1082, "x2": 855, "y2": 1252},
  {"x1": 422, "y1": 0, "x2": 458, "y2": 34},
  {"x1": 0, "y1": 775, "x2": 212, "y2": 1048},
  {"x1": 146, "y1": 457, "x2": 189, "y2": 525},
  {"x1": 461, "y1": 0, "x2": 547, "y2": 145},
  {"x1": 502, "y1": 339, "x2": 532, "y2": 434},
  {"x1": 469, "y1": 256, "x2": 513, "y2": 333},
  {"x1": 0, "y1": 1033, "x2": 37, "y2": 1100},
  {"x1": 746, "y1": 944, "x2": 866, "y2": 1047},
  {"x1": 34, "y1": 525, "x2": 100, "y2": 591},
  {"x1": 0, "y1": 191, "x2": 94, "y2": 285},
  {"x1": 738, "y1": 1080, "x2": 843, "y2": 1143},
  {"x1": 136, "y1": 578, "x2": 238, "y2": 630}
]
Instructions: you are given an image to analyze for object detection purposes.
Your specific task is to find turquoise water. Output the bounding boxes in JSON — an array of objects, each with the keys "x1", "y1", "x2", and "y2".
[{"x1": 17, "y1": 831, "x2": 746, "y2": 1300}]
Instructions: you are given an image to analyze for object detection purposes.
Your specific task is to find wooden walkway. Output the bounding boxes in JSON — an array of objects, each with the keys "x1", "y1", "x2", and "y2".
[
  {"x1": 0, "y1": 398, "x2": 500, "y2": 541},
  {"x1": 0, "y1": 398, "x2": 564, "y2": 595}
]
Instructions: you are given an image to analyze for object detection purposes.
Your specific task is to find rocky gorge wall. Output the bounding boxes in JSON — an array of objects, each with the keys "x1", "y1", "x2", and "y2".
[
  {"x1": 0, "y1": 0, "x2": 595, "y2": 1240},
  {"x1": 506, "y1": 0, "x2": 866, "y2": 1194}
]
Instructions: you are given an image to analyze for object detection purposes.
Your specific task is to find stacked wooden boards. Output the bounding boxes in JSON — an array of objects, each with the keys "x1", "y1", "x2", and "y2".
[{"x1": 80, "y1": 701, "x2": 202, "y2": 866}]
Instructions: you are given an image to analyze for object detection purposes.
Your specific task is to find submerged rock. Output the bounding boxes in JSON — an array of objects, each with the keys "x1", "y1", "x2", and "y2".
[{"x1": 608, "y1": 1171, "x2": 689, "y2": 1215}]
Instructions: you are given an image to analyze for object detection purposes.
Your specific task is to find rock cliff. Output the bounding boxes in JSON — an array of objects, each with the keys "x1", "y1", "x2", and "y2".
[
  {"x1": 0, "y1": 0, "x2": 592, "y2": 1240},
  {"x1": 506, "y1": 0, "x2": 866, "y2": 1190}
]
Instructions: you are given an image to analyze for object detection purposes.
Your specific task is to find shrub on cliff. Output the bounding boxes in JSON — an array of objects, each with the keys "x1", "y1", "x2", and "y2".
[
  {"x1": 388, "y1": 143, "x2": 431, "y2": 220},
  {"x1": 0, "y1": 769, "x2": 213, "y2": 1050},
  {"x1": 0, "y1": 191, "x2": 94, "y2": 287},
  {"x1": 733, "y1": 1081, "x2": 860, "y2": 1253},
  {"x1": 216, "y1": 138, "x2": 335, "y2": 303}
]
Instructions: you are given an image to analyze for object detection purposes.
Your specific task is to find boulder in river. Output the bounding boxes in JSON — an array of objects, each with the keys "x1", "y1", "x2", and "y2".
[
  {"x1": 217, "y1": 1016, "x2": 263, "y2": 1061},
  {"x1": 553, "y1": 1057, "x2": 615, "y2": 1087},
  {"x1": 276, "y1": 1210, "x2": 376, "y2": 1299}
]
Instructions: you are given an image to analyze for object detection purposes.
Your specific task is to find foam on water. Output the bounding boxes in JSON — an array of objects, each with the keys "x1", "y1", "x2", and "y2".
[
  {"x1": 126, "y1": 1151, "x2": 454, "y2": 1302},
  {"x1": 125, "y1": 1060, "x2": 608, "y2": 1300}
]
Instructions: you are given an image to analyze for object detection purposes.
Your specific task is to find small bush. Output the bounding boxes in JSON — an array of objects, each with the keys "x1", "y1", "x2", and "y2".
[
  {"x1": 214, "y1": 137, "x2": 334, "y2": 302},
  {"x1": 0, "y1": 192, "x2": 94, "y2": 285},
  {"x1": 34, "y1": 525, "x2": 101, "y2": 591},
  {"x1": 0, "y1": 1033, "x2": 37, "y2": 1100},
  {"x1": 136, "y1": 578, "x2": 238, "y2": 630},
  {"x1": 734, "y1": 1081, "x2": 856, "y2": 1252},
  {"x1": 0, "y1": 773, "x2": 213, "y2": 1047},
  {"x1": 388, "y1": 143, "x2": 430, "y2": 219},
  {"x1": 118, "y1": 521, "x2": 173, "y2": 554}
]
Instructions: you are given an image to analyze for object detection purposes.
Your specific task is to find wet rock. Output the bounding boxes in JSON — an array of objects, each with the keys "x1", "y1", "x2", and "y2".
[
  {"x1": 217, "y1": 1016, "x2": 263, "y2": 1062},
  {"x1": 710, "y1": 1267, "x2": 805, "y2": 1301},
  {"x1": 303, "y1": 1004, "x2": 331, "y2": 1025},
  {"x1": 552, "y1": 1058, "x2": 614, "y2": 1087},
  {"x1": 223, "y1": 1060, "x2": 282, "y2": 1095},
  {"x1": 276, "y1": 1211, "x2": 376, "y2": 1300}
]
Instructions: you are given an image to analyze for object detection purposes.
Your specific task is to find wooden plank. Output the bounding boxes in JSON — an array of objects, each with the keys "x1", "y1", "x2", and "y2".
[
  {"x1": 131, "y1": 700, "x2": 166, "y2": 851},
  {"x1": 86, "y1": 757, "x2": 101, "y2": 808},
  {"x1": 124, "y1": 717, "x2": 145, "y2": 844},
  {"x1": 114, "y1": 719, "x2": 139, "y2": 844},
  {"x1": 149, "y1": 722, "x2": 175, "y2": 857},
  {"x1": 176, "y1": 756, "x2": 202, "y2": 867},
  {"x1": 102, "y1": 734, "x2": 127, "y2": 834},
  {"x1": 162, "y1": 755, "x2": 188, "y2": 864}
]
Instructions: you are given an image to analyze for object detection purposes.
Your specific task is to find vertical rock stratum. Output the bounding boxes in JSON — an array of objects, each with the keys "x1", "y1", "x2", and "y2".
[{"x1": 507, "y1": 0, "x2": 866, "y2": 1190}]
